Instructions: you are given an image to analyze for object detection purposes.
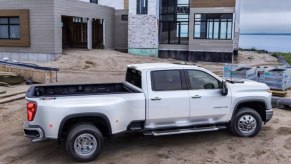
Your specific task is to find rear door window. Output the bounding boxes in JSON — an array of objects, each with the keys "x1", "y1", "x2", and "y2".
[
  {"x1": 151, "y1": 70, "x2": 183, "y2": 91},
  {"x1": 126, "y1": 68, "x2": 142, "y2": 89}
]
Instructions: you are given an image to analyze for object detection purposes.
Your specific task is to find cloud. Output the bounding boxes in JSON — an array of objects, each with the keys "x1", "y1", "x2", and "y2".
[
  {"x1": 241, "y1": 0, "x2": 291, "y2": 13},
  {"x1": 241, "y1": 0, "x2": 291, "y2": 33}
]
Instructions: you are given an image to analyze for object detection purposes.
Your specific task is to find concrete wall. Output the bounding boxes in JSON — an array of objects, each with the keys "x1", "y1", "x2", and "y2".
[
  {"x1": 54, "y1": 0, "x2": 115, "y2": 54},
  {"x1": 128, "y1": 0, "x2": 159, "y2": 56},
  {"x1": 189, "y1": 7, "x2": 236, "y2": 53},
  {"x1": 114, "y1": 10, "x2": 128, "y2": 51},
  {"x1": 0, "y1": 0, "x2": 57, "y2": 61}
]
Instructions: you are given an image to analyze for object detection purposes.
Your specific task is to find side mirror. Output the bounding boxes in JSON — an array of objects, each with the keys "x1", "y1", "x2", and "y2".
[{"x1": 221, "y1": 81, "x2": 228, "y2": 96}]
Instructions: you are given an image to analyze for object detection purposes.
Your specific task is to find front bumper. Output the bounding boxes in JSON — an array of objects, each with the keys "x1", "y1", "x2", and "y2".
[
  {"x1": 23, "y1": 121, "x2": 46, "y2": 143},
  {"x1": 265, "y1": 109, "x2": 273, "y2": 122}
]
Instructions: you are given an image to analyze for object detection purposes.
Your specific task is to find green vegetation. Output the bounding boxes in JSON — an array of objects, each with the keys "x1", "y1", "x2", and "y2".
[
  {"x1": 272, "y1": 52, "x2": 291, "y2": 64},
  {"x1": 238, "y1": 47, "x2": 268, "y2": 53}
]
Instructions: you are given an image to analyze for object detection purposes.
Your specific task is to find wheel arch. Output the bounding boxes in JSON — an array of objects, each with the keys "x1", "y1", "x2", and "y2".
[
  {"x1": 232, "y1": 100, "x2": 268, "y2": 122},
  {"x1": 58, "y1": 113, "x2": 112, "y2": 142}
]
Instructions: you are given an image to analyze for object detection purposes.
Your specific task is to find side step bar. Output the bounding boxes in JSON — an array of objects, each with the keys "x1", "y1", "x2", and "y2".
[{"x1": 144, "y1": 126, "x2": 226, "y2": 136}]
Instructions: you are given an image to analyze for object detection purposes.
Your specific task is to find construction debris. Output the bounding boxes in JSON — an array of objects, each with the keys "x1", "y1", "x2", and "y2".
[
  {"x1": 0, "y1": 60, "x2": 59, "y2": 84},
  {"x1": 0, "y1": 71, "x2": 24, "y2": 84},
  {"x1": 0, "y1": 85, "x2": 29, "y2": 103},
  {"x1": 271, "y1": 90, "x2": 288, "y2": 97},
  {"x1": 0, "y1": 91, "x2": 26, "y2": 99},
  {"x1": 0, "y1": 82, "x2": 12, "y2": 87},
  {"x1": 0, "y1": 93, "x2": 25, "y2": 104},
  {"x1": 223, "y1": 64, "x2": 291, "y2": 91}
]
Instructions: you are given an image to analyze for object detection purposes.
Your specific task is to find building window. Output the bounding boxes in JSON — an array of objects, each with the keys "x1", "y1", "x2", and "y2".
[
  {"x1": 0, "y1": 17, "x2": 20, "y2": 39},
  {"x1": 159, "y1": 0, "x2": 190, "y2": 44},
  {"x1": 194, "y1": 13, "x2": 233, "y2": 40},
  {"x1": 137, "y1": 0, "x2": 148, "y2": 14},
  {"x1": 121, "y1": 15, "x2": 128, "y2": 21},
  {"x1": 90, "y1": 0, "x2": 98, "y2": 4}
]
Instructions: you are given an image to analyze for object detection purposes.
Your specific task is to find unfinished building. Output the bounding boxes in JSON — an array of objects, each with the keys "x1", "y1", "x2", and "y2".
[{"x1": 0, "y1": 0, "x2": 241, "y2": 62}]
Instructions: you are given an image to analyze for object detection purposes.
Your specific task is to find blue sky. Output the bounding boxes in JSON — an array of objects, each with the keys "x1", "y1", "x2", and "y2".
[{"x1": 241, "y1": 0, "x2": 291, "y2": 33}]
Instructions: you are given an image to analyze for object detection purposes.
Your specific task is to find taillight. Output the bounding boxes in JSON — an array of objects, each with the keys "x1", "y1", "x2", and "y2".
[{"x1": 27, "y1": 102, "x2": 37, "y2": 121}]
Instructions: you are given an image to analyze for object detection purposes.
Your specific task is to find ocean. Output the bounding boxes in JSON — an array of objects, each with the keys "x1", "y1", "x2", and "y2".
[{"x1": 239, "y1": 34, "x2": 291, "y2": 53}]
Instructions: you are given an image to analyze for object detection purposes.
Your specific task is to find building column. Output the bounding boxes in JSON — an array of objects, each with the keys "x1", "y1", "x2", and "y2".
[{"x1": 87, "y1": 18, "x2": 92, "y2": 50}]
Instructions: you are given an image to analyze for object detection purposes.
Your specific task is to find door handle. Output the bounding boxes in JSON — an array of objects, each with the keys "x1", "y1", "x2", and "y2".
[
  {"x1": 151, "y1": 97, "x2": 162, "y2": 101},
  {"x1": 191, "y1": 95, "x2": 202, "y2": 99}
]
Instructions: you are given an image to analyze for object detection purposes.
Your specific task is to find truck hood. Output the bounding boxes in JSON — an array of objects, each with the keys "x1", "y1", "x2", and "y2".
[{"x1": 227, "y1": 80, "x2": 270, "y2": 92}]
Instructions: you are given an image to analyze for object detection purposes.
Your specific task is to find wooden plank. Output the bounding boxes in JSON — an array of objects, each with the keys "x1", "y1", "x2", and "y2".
[
  {"x1": 0, "y1": 93, "x2": 25, "y2": 104},
  {"x1": 0, "y1": 71, "x2": 18, "y2": 76},
  {"x1": 0, "y1": 82, "x2": 11, "y2": 87},
  {"x1": 0, "y1": 75, "x2": 24, "y2": 84},
  {"x1": 191, "y1": 0, "x2": 236, "y2": 8},
  {"x1": 124, "y1": 0, "x2": 129, "y2": 9},
  {"x1": 271, "y1": 90, "x2": 287, "y2": 97},
  {"x1": 0, "y1": 91, "x2": 26, "y2": 99}
]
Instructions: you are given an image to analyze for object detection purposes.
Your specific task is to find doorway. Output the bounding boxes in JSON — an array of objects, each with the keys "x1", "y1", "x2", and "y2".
[{"x1": 62, "y1": 16, "x2": 104, "y2": 49}]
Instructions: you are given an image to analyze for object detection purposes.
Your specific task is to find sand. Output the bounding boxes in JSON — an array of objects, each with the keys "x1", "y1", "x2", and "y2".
[{"x1": 1, "y1": 49, "x2": 289, "y2": 164}]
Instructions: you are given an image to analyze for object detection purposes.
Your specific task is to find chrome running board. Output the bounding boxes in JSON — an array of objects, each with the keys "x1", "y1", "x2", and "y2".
[{"x1": 144, "y1": 126, "x2": 226, "y2": 136}]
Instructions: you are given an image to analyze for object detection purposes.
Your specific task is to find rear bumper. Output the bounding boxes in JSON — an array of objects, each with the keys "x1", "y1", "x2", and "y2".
[
  {"x1": 23, "y1": 121, "x2": 46, "y2": 143},
  {"x1": 265, "y1": 109, "x2": 273, "y2": 122}
]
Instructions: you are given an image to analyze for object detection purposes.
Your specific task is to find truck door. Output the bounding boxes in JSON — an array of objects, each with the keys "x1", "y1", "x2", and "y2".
[
  {"x1": 186, "y1": 70, "x2": 231, "y2": 124},
  {"x1": 146, "y1": 70, "x2": 190, "y2": 127}
]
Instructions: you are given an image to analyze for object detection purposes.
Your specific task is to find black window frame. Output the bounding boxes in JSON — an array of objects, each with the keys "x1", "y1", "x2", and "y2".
[
  {"x1": 185, "y1": 69, "x2": 222, "y2": 90},
  {"x1": 159, "y1": 0, "x2": 190, "y2": 45},
  {"x1": 151, "y1": 70, "x2": 187, "y2": 91},
  {"x1": 137, "y1": 0, "x2": 148, "y2": 15},
  {"x1": 121, "y1": 14, "x2": 128, "y2": 21},
  {"x1": 193, "y1": 13, "x2": 233, "y2": 40},
  {"x1": 126, "y1": 68, "x2": 142, "y2": 89},
  {"x1": 90, "y1": 0, "x2": 98, "y2": 4},
  {"x1": 0, "y1": 16, "x2": 20, "y2": 40}
]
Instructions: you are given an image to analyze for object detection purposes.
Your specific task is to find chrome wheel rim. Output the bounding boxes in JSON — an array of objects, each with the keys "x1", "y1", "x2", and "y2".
[
  {"x1": 74, "y1": 133, "x2": 97, "y2": 156},
  {"x1": 238, "y1": 114, "x2": 257, "y2": 135}
]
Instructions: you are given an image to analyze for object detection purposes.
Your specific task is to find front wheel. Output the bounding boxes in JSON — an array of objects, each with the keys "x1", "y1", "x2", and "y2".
[
  {"x1": 230, "y1": 108, "x2": 262, "y2": 137},
  {"x1": 66, "y1": 124, "x2": 104, "y2": 162}
]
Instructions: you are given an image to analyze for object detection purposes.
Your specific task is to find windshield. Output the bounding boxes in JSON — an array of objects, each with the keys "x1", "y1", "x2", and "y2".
[{"x1": 126, "y1": 68, "x2": 142, "y2": 89}]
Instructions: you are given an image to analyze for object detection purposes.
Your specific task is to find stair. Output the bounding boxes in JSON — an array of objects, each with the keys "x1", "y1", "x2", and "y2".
[{"x1": 144, "y1": 126, "x2": 226, "y2": 136}]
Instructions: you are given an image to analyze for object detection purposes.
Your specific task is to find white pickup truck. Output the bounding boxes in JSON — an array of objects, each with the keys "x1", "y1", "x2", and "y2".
[{"x1": 24, "y1": 63, "x2": 273, "y2": 162}]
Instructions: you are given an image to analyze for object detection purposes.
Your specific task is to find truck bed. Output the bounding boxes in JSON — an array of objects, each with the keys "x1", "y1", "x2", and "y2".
[{"x1": 26, "y1": 83, "x2": 140, "y2": 98}]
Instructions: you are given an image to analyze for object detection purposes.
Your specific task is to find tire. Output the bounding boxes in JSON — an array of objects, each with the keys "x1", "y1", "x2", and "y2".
[
  {"x1": 66, "y1": 123, "x2": 104, "y2": 162},
  {"x1": 230, "y1": 108, "x2": 262, "y2": 137}
]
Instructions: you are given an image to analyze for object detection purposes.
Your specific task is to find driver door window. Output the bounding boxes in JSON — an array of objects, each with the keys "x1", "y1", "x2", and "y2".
[{"x1": 187, "y1": 70, "x2": 220, "y2": 90}]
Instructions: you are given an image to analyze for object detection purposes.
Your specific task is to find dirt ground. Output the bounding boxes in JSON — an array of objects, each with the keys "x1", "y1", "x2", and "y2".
[{"x1": 1, "y1": 49, "x2": 290, "y2": 164}]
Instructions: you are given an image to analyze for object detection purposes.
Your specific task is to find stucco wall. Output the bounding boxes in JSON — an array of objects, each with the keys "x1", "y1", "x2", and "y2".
[{"x1": 114, "y1": 10, "x2": 129, "y2": 50}]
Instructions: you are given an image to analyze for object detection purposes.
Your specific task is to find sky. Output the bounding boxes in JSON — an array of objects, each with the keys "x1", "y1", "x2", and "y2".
[
  {"x1": 241, "y1": 0, "x2": 291, "y2": 34},
  {"x1": 79, "y1": 0, "x2": 291, "y2": 34}
]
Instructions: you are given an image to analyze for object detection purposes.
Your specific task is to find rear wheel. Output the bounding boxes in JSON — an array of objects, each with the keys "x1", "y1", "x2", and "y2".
[
  {"x1": 66, "y1": 124, "x2": 104, "y2": 162},
  {"x1": 230, "y1": 108, "x2": 262, "y2": 137}
]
